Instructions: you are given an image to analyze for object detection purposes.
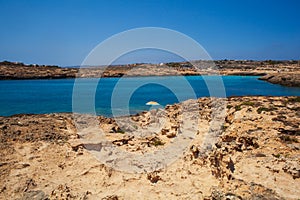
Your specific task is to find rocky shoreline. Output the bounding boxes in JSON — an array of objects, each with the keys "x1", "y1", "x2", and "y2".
[
  {"x1": 259, "y1": 73, "x2": 300, "y2": 87},
  {"x1": 0, "y1": 96, "x2": 299, "y2": 199},
  {"x1": 1, "y1": 60, "x2": 300, "y2": 87}
]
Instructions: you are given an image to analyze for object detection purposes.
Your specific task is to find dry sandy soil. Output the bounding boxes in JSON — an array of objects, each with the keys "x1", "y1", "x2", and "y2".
[{"x1": 0, "y1": 96, "x2": 299, "y2": 199}]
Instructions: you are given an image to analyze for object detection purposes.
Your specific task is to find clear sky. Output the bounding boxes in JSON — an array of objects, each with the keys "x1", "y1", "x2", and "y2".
[{"x1": 0, "y1": 0, "x2": 299, "y2": 66}]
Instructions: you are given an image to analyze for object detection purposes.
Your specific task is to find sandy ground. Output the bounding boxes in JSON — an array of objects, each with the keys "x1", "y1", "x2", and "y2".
[{"x1": 0, "y1": 96, "x2": 299, "y2": 199}]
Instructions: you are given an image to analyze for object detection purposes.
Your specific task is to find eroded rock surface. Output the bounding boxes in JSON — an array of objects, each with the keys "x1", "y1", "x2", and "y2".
[
  {"x1": 0, "y1": 96, "x2": 299, "y2": 199},
  {"x1": 259, "y1": 73, "x2": 300, "y2": 87}
]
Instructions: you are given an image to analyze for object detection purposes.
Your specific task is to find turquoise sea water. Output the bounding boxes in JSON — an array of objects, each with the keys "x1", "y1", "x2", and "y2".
[{"x1": 0, "y1": 76, "x2": 299, "y2": 117}]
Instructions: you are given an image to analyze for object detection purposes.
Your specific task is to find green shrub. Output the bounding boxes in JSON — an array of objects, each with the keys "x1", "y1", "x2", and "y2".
[
  {"x1": 235, "y1": 105, "x2": 241, "y2": 111},
  {"x1": 227, "y1": 105, "x2": 233, "y2": 109},
  {"x1": 279, "y1": 135, "x2": 298, "y2": 143},
  {"x1": 152, "y1": 138, "x2": 165, "y2": 146},
  {"x1": 287, "y1": 97, "x2": 300, "y2": 103},
  {"x1": 241, "y1": 101, "x2": 255, "y2": 106},
  {"x1": 272, "y1": 153, "x2": 281, "y2": 158},
  {"x1": 116, "y1": 129, "x2": 125, "y2": 134},
  {"x1": 233, "y1": 101, "x2": 255, "y2": 111},
  {"x1": 257, "y1": 106, "x2": 277, "y2": 114}
]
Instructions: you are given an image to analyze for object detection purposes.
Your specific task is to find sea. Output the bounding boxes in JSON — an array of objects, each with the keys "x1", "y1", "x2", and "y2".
[{"x1": 0, "y1": 75, "x2": 299, "y2": 117}]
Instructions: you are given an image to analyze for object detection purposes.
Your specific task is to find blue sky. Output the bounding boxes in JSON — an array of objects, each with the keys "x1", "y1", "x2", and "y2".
[{"x1": 0, "y1": 0, "x2": 299, "y2": 66}]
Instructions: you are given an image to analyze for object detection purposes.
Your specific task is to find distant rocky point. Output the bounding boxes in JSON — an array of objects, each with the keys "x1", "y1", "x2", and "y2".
[{"x1": 259, "y1": 73, "x2": 300, "y2": 87}]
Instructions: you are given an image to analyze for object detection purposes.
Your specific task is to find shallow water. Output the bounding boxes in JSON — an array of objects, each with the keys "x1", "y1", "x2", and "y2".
[{"x1": 0, "y1": 76, "x2": 299, "y2": 116}]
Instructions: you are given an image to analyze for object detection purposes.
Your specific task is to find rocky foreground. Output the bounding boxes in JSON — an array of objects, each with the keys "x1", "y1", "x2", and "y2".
[
  {"x1": 0, "y1": 96, "x2": 299, "y2": 199},
  {"x1": 1, "y1": 60, "x2": 300, "y2": 87}
]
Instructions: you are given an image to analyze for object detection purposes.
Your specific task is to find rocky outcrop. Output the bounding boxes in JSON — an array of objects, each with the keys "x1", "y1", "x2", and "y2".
[
  {"x1": 0, "y1": 96, "x2": 300, "y2": 199},
  {"x1": 259, "y1": 73, "x2": 300, "y2": 87}
]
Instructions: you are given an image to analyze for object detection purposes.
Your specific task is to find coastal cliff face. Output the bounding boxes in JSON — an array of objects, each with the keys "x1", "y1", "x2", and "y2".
[
  {"x1": 1, "y1": 60, "x2": 300, "y2": 87},
  {"x1": 0, "y1": 96, "x2": 299, "y2": 199}
]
